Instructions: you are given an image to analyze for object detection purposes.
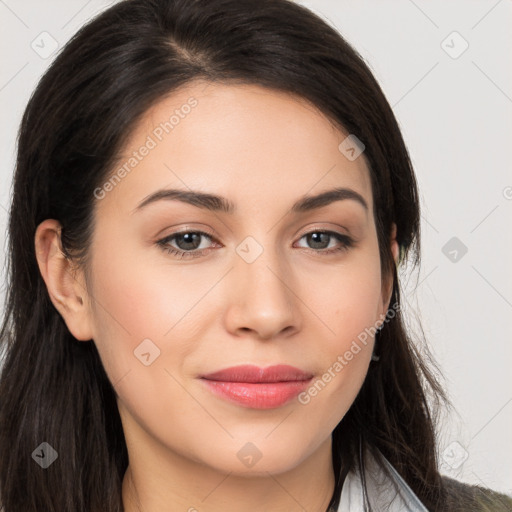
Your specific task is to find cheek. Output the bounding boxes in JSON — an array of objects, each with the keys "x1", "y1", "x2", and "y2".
[
  {"x1": 304, "y1": 251, "x2": 383, "y2": 343},
  {"x1": 90, "y1": 230, "x2": 216, "y2": 329},
  {"x1": 86, "y1": 250, "x2": 208, "y2": 441},
  {"x1": 86, "y1": 241, "x2": 208, "y2": 382},
  {"x1": 295, "y1": 252, "x2": 382, "y2": 419}
]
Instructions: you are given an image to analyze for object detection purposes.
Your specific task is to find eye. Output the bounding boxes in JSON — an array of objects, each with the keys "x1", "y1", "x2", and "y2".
[
  {"x1": 295, "y1": 230, "x2": 354, "y2": 255},
  {"x1": 157, "y1": 230, "x2": 218, "y2": 259},
  {"x1": 156, "y1": 228, "x2": 354, "y2": 260}
]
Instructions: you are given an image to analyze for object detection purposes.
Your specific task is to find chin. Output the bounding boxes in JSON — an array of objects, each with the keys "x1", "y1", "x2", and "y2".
[{"x1": 200, "y1": 443, "x2": 309, "y2": 477}]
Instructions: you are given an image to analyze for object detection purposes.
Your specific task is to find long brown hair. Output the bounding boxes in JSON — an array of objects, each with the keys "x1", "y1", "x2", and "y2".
[{"x1": 0, "y1": 0, "x2": 448, "y2": 510}]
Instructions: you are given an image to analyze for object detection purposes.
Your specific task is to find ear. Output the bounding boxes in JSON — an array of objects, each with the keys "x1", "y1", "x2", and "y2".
[
  {"x1": 390, "y1": 222, "x2": 399, "y2": 267},
  {"x1": 34, "y1": 219, "x2": 94, "y2": 341},
  {"x1": 380, "y1": 222, "x2": 399, "y2": 315}
]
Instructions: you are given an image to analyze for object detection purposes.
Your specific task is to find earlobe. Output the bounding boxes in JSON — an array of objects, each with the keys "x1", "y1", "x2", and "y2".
[{"x1": 34, "y1": 219, "x2": 94, "y2": 341}]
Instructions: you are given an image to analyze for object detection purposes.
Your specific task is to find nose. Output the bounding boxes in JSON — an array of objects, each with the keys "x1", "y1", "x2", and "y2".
[{"x1": 223, "y1": 245, "x2": 302, "y2": 340}]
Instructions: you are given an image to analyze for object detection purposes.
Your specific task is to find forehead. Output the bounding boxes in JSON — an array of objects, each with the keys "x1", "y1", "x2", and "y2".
[{"x1": 97, "y1": 81, "x2": 373, "y2": 219}]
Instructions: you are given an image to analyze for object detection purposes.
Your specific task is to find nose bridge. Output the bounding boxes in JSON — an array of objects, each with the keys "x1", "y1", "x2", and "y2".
[
  {"x1": 225, "y1": 233, "x2": 300, "y2": 338},
  {"x1": 237, "y1": 234, "x2": 294, "y2": 307}
]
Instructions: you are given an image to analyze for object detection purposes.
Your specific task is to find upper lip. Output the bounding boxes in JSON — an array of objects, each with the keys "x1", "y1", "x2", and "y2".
[{"x1": 200, "y1": 364, "x2": 313, "y2": 383}]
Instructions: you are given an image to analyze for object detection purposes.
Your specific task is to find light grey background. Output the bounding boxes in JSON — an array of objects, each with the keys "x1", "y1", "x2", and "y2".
[{"x1": 1, "y1": 0, "x2": 511, "y2": 496}]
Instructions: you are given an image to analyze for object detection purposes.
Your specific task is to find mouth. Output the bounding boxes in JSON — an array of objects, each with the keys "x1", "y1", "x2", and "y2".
[{"x1": 199, "y1": 364, "x2": 314, "y2": 409}]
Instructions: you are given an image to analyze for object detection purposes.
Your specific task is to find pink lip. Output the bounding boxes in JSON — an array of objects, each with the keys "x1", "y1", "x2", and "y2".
[{"x1": 199, "y1": 364, "x2": 313, "y2": 409}]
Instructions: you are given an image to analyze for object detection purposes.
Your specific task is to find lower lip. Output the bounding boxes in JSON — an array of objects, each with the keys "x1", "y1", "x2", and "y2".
[{"x1": 201, "y1": 378, "x2": 312, "y2": 409}]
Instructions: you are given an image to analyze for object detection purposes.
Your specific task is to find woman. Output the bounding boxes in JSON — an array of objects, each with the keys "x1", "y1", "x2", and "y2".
[{"x1": 0, "y1": 0, "x2": 510, "y2": 510}]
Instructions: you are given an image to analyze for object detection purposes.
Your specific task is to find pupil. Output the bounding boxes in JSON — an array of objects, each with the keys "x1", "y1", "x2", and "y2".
[
  {"x1": 178, "y1": 233, "x2": 201, "y2": 250},
  {"x1": 309, "y1": 232, "x2": 328, "y2": 249}
]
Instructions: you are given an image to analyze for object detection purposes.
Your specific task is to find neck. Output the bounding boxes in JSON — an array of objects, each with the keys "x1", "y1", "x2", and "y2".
[{"x1": 122, "y1": 436, "x2": 336, "y2": 512}]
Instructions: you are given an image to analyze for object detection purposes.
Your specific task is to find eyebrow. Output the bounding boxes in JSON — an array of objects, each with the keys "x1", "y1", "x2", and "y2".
[{"x1": 132, "y1": 186, "x2": 368, "y2": 215}]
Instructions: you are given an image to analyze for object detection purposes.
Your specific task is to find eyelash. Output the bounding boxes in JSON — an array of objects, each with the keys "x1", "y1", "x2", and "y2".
[{"x1": 156, "y1": 228, "x2": 354, "y2": 260}]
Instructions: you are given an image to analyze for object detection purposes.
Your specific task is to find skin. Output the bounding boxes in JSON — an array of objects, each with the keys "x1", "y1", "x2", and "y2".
[{"x1": 35, "y1": 82, "x2": 398, "y2": 512}]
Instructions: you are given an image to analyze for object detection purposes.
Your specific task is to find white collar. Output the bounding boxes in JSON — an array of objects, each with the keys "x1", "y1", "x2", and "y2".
[{"x1": 336, "y1": 450, "x2": 429, "y2": 511}]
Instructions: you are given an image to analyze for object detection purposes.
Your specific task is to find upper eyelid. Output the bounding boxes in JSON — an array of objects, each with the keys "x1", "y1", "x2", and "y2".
[{"x1": 159, "y1": 228, "x2": 217, "y2": 243}]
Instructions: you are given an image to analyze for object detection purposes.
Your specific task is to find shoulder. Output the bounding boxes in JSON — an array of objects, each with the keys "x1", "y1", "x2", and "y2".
[{"x1": 441, "y1": 475, "x2": 512, "y2": 512}]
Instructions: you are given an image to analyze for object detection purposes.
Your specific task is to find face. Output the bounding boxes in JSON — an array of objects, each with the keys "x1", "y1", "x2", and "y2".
[{"x1": 42, "y1": 82, "x2": 396, "y2": 477}]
